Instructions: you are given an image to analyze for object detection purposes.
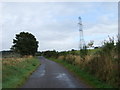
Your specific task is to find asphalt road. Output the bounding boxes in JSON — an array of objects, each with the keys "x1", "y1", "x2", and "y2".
[{"x1": 22, "y1": 56, "x2": 90, "y2": 88}]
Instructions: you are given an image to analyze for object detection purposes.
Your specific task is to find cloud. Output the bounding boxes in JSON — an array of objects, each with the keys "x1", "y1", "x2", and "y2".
[{"x1": 1, "y1": 2, "x2": 118, "y2": 51}]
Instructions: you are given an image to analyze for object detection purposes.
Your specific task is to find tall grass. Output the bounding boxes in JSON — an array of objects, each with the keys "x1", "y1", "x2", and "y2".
[
  {"x1": 55, "y1": 37, "x2": 120, "y2": 88},
  {"x1": 2, "y1": 56, "x2": 40, "y2": 88},
  {"x1": 49, "y1": 58, "x2": 113, "y2": 88}
]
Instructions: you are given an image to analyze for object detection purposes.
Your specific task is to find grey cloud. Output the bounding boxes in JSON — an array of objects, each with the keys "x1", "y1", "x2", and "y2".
[{"x1": 1, "y1": 2, "x2": 118, "y2": 51}]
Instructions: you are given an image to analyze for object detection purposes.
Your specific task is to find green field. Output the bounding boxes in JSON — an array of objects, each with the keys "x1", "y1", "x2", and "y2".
[{"x1": 2, "y1": 57, "x2": 40, "y2": 88}]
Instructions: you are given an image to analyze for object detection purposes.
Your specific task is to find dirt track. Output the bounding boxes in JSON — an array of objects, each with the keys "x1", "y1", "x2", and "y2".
[{"x1": 22, "y1": 56, "x2": 90, "y2": 88}]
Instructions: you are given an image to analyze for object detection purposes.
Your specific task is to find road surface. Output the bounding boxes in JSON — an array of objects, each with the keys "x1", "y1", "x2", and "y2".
[{"x1": 22, "y1": 56, "x2": 90, "y2": 88}]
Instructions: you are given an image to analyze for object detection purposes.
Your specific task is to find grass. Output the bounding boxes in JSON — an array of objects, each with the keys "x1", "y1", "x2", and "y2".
[
  {"x1": 68, "y1": 48, "x2": 101, "y2": 55},
  {"x1": 87, "y1": 48, "x2": 101, "y2": 55},
  {"x1": 2, "y1": 57, "x2": 40, "y2": 88},
  {"x1": 48, "y1": 58, "x2": 114, "y2": 88}
]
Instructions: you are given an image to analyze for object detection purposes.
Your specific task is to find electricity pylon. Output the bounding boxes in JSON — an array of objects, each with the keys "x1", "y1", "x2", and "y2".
[{"x1": 78, "y1": 17, "x2": 85, "y2": 50}]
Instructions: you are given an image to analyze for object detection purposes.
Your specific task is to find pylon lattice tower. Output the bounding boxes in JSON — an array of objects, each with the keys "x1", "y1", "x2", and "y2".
[{"x1": 78, "y1": 17, "x2": 85, "y2": 50}]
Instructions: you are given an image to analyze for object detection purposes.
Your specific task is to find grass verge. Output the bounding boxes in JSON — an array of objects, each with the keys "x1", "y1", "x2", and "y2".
[
  {"x1": 2, "y1": 57, "x2": 40, "y2": 88},
  {"x1": 48, "y1": 58, "x2": 114, "y2": 88}
]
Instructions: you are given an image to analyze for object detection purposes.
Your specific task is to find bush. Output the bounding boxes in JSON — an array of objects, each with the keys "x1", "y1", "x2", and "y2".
[
  {"x1": 43, "y1": 50, "x2": 59, "y2": 58},
  {"x1": 80, "y1": 46, "x2": 88, "y2": 60},
  {"x1": 84, "y1": 37, "x2": 120, "y2": 87}
]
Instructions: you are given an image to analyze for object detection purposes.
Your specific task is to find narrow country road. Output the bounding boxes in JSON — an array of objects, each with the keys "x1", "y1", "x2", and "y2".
[{"x1": 22, "y1": 56, "x2": 90, "y2": 88}]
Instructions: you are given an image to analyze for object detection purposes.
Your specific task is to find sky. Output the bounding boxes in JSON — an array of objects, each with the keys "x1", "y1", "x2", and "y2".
[{"x1": 1, "y1": 2, "x2": 118, "y2": 51}]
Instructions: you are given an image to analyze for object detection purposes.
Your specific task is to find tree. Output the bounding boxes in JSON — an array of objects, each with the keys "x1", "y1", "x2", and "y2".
[
  {"x1": 11, "y1": 32, "x2": 39, "y2": 56},
  {"x1": 88, "y1": 40, "x2": 94, "y2": 48}
]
